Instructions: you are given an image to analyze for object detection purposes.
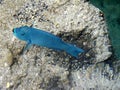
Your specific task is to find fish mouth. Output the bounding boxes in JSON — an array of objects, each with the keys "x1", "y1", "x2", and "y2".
[{"x1": 12, "y1": 29, "x2": 15, "y2": 33}]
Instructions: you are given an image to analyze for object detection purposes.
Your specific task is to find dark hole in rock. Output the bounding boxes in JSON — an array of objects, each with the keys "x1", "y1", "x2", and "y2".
[
  {"x1": 40, "y1": 76, "x2": 65, "y2": 90},
  {"x1": 0, "y1": 0, "x2": 3, "y2": 4}
]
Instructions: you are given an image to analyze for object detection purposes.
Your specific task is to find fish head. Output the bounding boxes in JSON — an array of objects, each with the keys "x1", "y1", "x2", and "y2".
[{"x1": 13, "y1": 26, "x2": 30, "y2": 41}]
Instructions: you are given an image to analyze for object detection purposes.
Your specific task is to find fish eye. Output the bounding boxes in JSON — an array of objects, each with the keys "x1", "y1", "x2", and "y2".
[{"x1": 21, "y1": 33, "x2": 25, "y2": 36}]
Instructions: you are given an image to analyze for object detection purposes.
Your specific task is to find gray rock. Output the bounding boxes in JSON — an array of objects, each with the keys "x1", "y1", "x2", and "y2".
[
  {"x1": 0, "y1": 47, "x2": 13, "y2": 67},
  {"x1": 0, "y1": 0, "x2": 119, "y2": 90}
]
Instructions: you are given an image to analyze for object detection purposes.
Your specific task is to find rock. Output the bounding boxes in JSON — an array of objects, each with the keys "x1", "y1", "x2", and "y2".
[
  {"x1": 70, "y1": 63, "x2": 120, "y2": 90},
  {"x1": 0, "y1": 0, "x2": 119, "y2": 90},
  {"x1": 0, "y1": 48, "x2": 13, "y2": 67}
]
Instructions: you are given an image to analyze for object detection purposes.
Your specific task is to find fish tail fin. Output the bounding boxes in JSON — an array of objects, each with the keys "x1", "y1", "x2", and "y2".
[{"x1": 63, "y1": 43, "x2": 84, "y2": 58}]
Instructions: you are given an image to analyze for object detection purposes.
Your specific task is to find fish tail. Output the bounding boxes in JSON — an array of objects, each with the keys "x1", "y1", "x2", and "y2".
[{"x1": 63, "y1": 43, "x2": 84, "y2": 58}]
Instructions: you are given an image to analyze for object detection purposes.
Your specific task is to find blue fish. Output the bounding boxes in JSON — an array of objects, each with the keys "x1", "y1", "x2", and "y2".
[{"x1": 13, "y1": 26, "x2": 84, "y2": 58}]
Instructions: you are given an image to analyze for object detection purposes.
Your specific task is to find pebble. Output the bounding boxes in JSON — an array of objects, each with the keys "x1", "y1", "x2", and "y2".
[{"x1": 0, "y1": 48, "x2": 13, "y2": 67}]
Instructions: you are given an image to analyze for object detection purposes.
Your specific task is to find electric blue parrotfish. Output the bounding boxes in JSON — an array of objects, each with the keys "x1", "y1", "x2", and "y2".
[{"x1": 13, "y1": 26, "x2": 84, "y2": 58}]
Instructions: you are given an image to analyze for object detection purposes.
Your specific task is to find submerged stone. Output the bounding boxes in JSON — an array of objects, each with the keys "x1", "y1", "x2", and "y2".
[{"x1": 0, "y1": 48, "x2": 13, "y2": 67}]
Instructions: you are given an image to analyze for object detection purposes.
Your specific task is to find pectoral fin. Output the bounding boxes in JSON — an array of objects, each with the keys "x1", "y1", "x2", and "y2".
[
  {"x1": 19, "y1": 42, "x2": 32, "y2": 55},
  {"x1": 23, "y1": 42, "x2": 32, "y2": 52}
]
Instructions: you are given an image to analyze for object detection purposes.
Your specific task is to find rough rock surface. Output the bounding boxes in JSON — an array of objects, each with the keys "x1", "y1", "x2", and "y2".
[{"x1": 0, "y1": 0, "x2": 119, "y2": 90}]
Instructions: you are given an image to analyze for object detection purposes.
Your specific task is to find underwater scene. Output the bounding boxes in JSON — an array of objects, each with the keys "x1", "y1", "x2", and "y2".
[{"x1": 0, "y1": 0, "x2": 120, "y2": 90}]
